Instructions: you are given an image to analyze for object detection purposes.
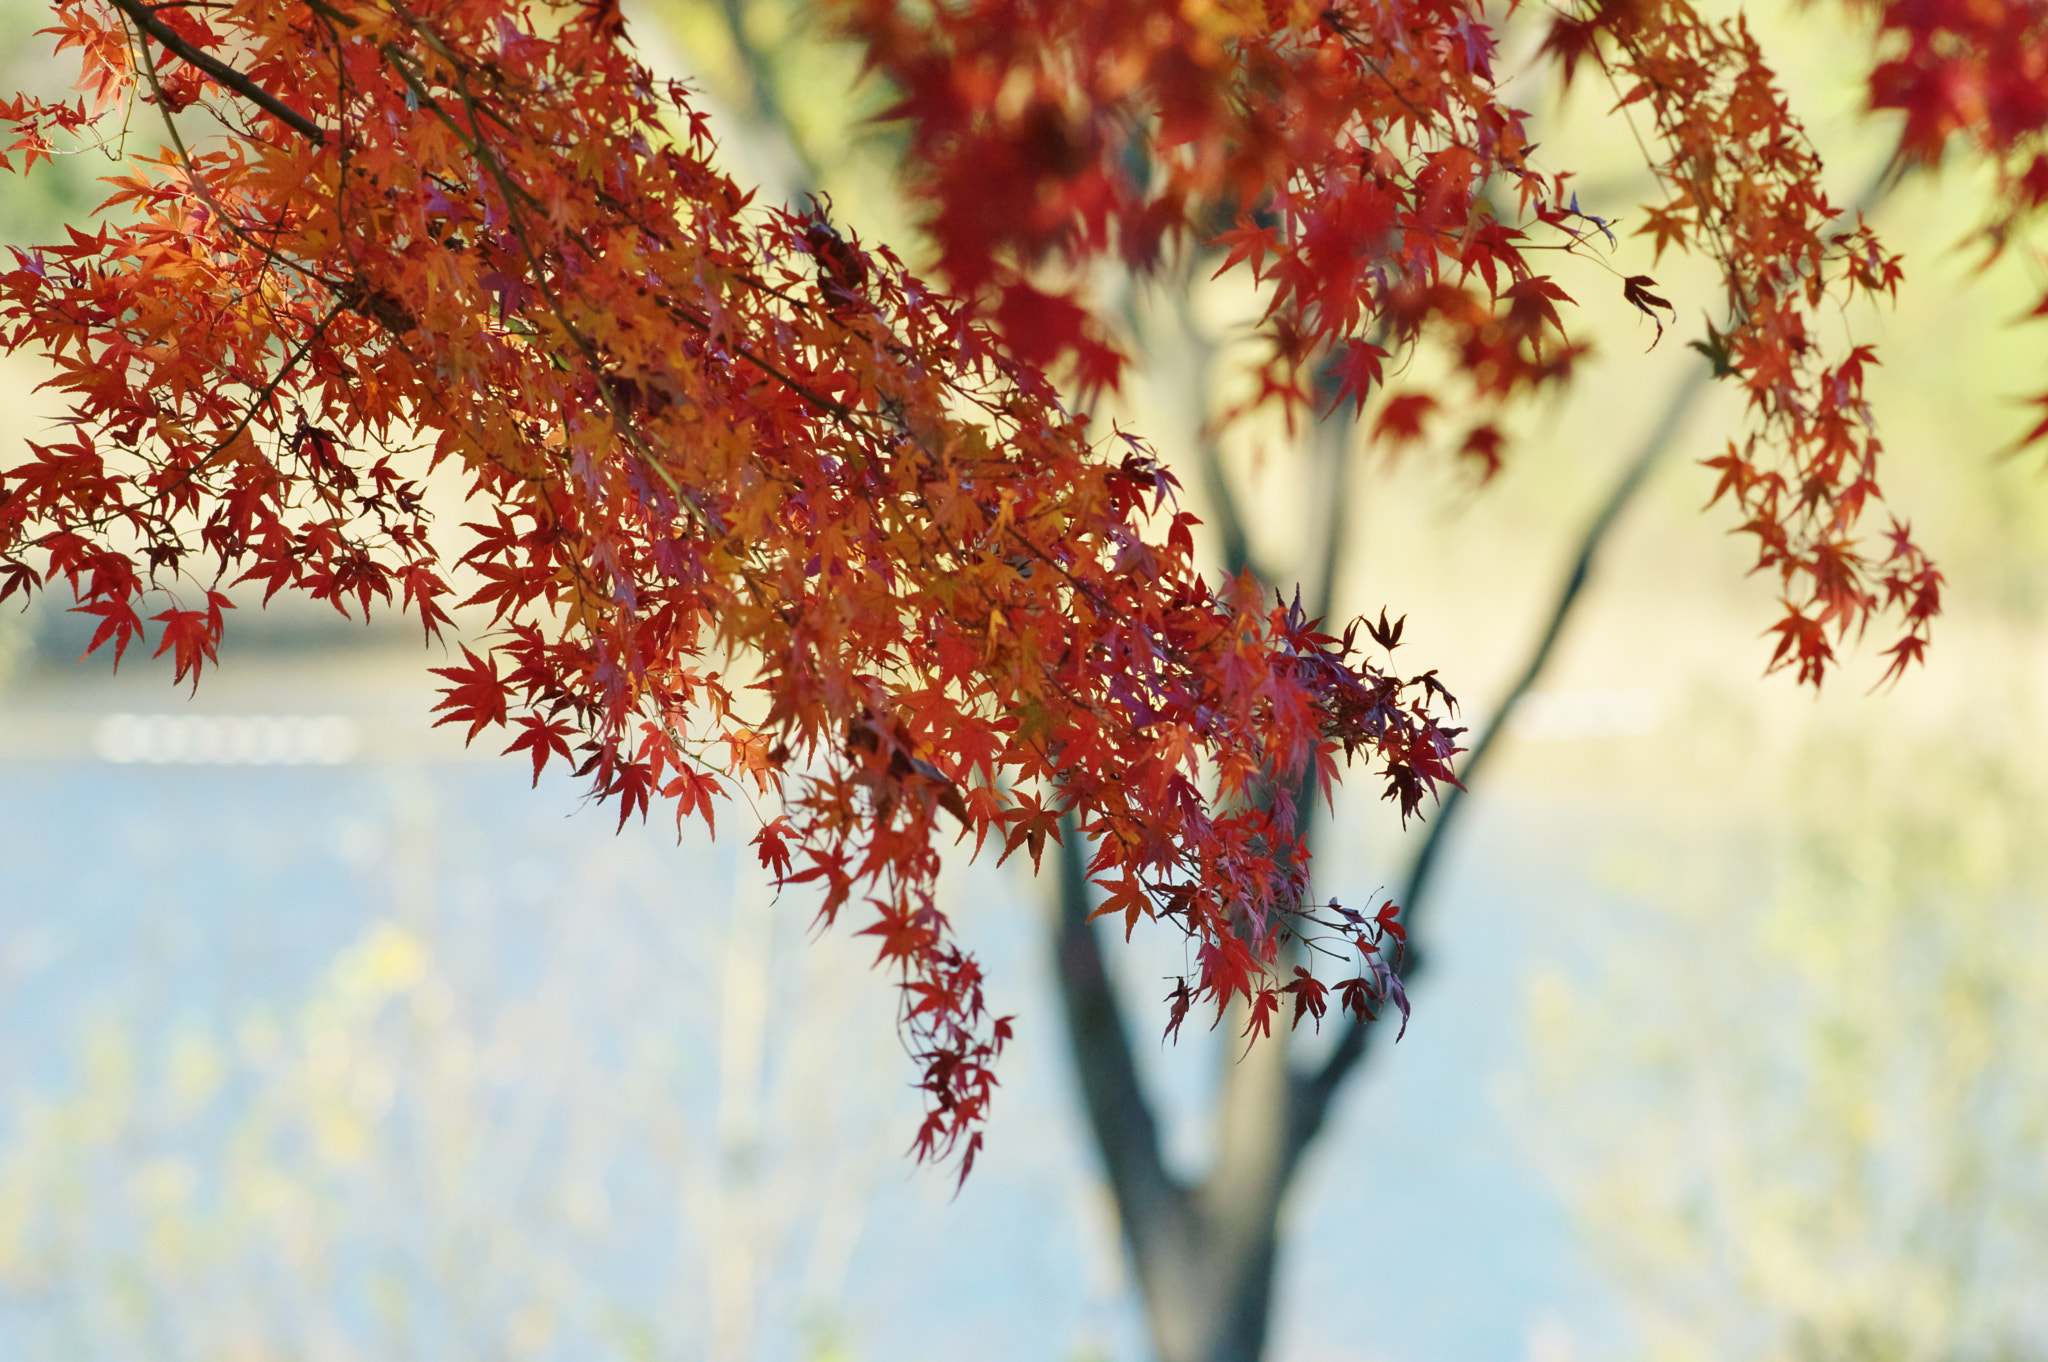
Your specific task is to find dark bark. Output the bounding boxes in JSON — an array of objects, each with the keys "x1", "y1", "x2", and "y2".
[{"x1": 1055, "y1": 817, "x2": 1321, "y2": 1362}]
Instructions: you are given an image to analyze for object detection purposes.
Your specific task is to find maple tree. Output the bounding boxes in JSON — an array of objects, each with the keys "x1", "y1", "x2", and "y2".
[
  {"x1": 0, "y1": 0, "x2": 1976, "y2": 1219},
  {"x1": 0, "y1": 0, "x2": 1457, "y2": 1184}
]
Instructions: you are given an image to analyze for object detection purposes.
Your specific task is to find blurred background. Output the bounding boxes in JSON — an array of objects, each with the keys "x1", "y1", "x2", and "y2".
[{"x1": 3, "y1": 0, "x2": 2048, "y2": 1359}]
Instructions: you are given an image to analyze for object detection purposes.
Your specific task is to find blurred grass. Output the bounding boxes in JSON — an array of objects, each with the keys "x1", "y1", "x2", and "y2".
[{"x1": 1522, "y1": 726, "x2": 2048, "y2": 1362}]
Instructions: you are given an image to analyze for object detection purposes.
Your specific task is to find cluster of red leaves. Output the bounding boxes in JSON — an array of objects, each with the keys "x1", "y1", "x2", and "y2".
[
  {"x1": 1543, "y1": 0, "x2": 1938, "y2": 686},
  {"x1": 1866, "y1": 0, "x2": 2048, "y2": 172},
  {"x1": 1165, "y1": 888, "x2": 1416, "y2": 1048},
  {"x1": 836, "y1": 0, "x2": 1594, "y2": 464},
  {"x1": 0, "y1": 0, "x2": 1460, "y2": 1173},
  {"x1": 845, "y1": 0, "x2": 1941, "y2": 684},
  {"x1": 1859, "y1": 0, "x2": 2048, "y2": 447}
]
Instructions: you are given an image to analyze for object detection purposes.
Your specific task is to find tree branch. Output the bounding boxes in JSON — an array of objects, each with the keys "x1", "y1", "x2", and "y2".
[
  {"x1": 1282, "y1": 152, "x2": 1910, "y2": 1150},
  {"x1": 107, "y1": 0, "x2": 329, "y2": 142},
  {"x1": 1287, "y1": 361, "x2": 1713, "y2": 1145}
]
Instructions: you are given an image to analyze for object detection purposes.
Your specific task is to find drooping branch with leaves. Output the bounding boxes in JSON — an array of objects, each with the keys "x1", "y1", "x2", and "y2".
[
  {"x1": 0, "y1": 0, "x2": 1942, "y2": 1183},
  {"x1": 0, "y1": 0, "x2": 1465, "y2": 1176}
]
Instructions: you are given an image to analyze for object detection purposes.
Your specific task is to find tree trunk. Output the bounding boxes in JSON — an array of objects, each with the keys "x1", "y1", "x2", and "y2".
[
  {"x1": 1053, "y1": 825, "x2": 1303, "y2": 1362},
  {"x1": 1050, "y1": 368, "x2": 1706, "y2": 1361}
]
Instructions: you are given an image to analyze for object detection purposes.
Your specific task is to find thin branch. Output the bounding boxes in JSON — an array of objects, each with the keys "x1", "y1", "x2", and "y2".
[
  {"x1": 1416, "y1": 366, "x2": 1709, "y2": 922},
  {"x1": 105, "y1": 0, "x2": 328, "y2": 142},
  {"x1": 1289, "y1": 359, "x2": 1713, "y2": 1142}
]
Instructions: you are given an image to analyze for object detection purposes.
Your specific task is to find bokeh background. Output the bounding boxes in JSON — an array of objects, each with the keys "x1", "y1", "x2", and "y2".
[{"x1": 3, "y1": 0, "x2": 2047, "y2": 1359}]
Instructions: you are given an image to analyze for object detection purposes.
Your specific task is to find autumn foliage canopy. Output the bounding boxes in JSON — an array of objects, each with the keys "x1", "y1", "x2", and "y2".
[{"x1": 0, "y1": 0, "x2": 1979, "y2": 1170}]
